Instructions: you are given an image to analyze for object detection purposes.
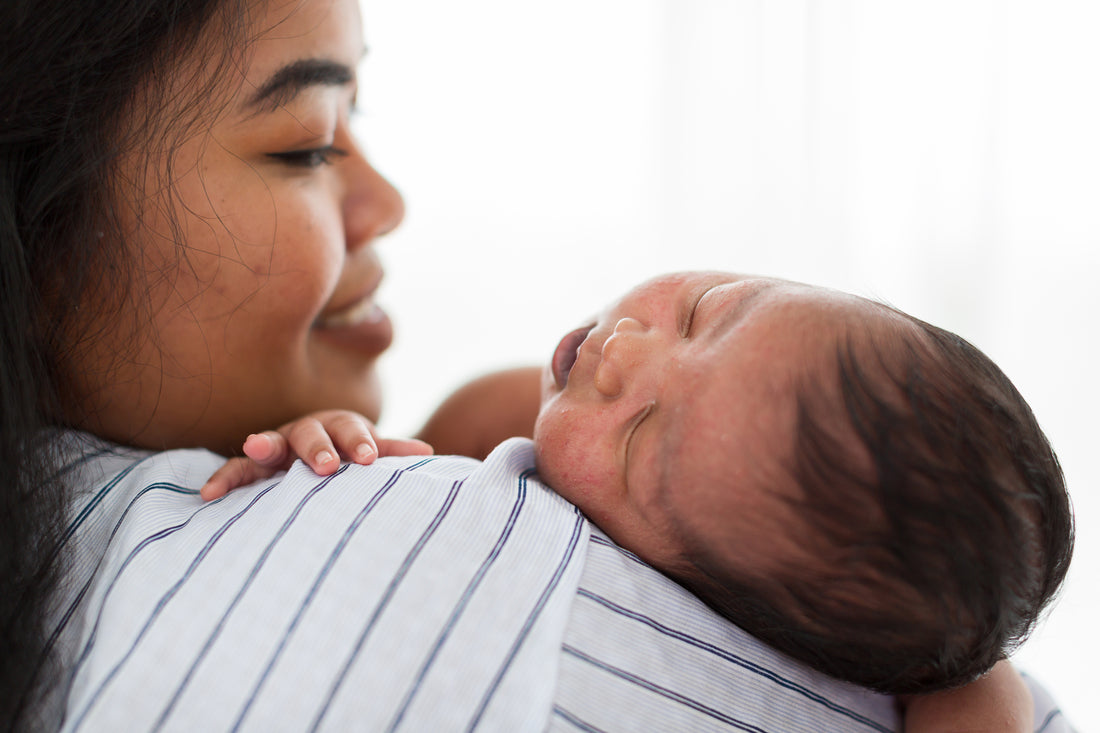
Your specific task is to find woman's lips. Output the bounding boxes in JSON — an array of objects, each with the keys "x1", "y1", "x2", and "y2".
[
  {"x1": 551, "y1": 325, "x2": 594, "y2": 389},
  {"x1": 315, "y1": 296, "x2": 387, "y2": 329},
  {"x1": 313, "y1": 293, "x2": 394, "y2": 355}
]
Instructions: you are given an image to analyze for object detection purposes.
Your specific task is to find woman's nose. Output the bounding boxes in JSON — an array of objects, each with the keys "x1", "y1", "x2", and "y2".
[
  {"x1": 594, "y1": 317, "x2": 648, "y2": 398},
  {"x1": 343, "y1": 142, "x2": 406, "y2": 252}
]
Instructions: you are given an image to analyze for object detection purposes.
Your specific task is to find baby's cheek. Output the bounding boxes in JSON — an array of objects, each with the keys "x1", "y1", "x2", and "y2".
[
  {"x1": 535, "y1": 408, "x2": 620, "y2": 507},
  {"x1": 547, "y1": 462, "x2": 619, "y2": 520},
  {"x1": 535, "y1": 435, "x2": 586, "y2": 501}
]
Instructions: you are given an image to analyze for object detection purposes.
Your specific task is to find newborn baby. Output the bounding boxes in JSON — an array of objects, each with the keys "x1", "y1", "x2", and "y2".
[
  {"x1": 531, "y1": 272, "x2": 1072, "y2": 694},
  {"x1": 205, "y1": 271, "x2": 1073, "y2": 696}
]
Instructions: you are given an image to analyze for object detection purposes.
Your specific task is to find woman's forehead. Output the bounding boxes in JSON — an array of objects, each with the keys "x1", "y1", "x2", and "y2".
[{"x1": 245, "y1": 0, "x2": 363, "y2": 83}]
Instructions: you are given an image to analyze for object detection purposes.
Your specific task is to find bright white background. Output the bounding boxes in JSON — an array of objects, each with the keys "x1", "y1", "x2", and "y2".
[{"x1": 361, "y1": 1, "x2": 1097, "y2": 727}]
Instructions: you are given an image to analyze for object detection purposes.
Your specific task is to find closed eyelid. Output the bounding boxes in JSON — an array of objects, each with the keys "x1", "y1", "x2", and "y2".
[
  {"x1": 688, "y1": 279, "x2": 775, "y2": 339},
  {"x1": 680, "y1": 285, "x2": 713, "y2": 338}
]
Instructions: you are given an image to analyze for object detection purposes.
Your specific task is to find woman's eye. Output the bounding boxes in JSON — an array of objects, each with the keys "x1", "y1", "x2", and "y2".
[{"x1": 267, "y1": 145, "x2": 348, "y2": 169}]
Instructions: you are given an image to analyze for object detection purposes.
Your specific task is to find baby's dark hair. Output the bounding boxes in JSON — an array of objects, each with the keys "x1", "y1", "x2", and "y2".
[{"x1": 671, "y1": 313, "x2": 1073, "y2": 695}]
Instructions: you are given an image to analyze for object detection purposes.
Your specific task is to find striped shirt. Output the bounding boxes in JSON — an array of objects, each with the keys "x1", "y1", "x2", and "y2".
[{"x1": 39, "y1": 435, "x2": 1072, "y2": 732}]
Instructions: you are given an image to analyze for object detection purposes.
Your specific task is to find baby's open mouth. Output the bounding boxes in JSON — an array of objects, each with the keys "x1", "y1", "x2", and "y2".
[{"x1": 551, "y1": 325, "x2": 594, "y2": 389}]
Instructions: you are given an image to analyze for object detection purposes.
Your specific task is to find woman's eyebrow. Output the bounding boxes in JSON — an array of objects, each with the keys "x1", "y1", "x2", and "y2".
[{"x1": 245, "y1": 58, "x2": 355, "y2": 113}]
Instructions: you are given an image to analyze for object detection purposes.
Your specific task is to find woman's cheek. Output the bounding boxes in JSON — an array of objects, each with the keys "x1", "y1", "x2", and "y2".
[{"x1": 270, "y1": 197, "x2": 344, "y2": 279}]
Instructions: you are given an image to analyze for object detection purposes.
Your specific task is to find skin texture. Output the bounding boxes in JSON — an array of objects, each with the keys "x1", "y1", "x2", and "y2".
[
  {"x1": 71, "y1": 0, "x2": 404, "y2": 456},
  {"x1": 532, "y1": 271, "x2": 909, "y2": 574},
  {"x1": 901, "y1": 661, "x2": 1032, "y2": 733}
]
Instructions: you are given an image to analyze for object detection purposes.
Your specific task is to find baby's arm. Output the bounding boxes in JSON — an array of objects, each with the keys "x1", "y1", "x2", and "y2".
[
  {"x1": 416, "y1": 366, "x2": 543, "y2": 460},
  {"x1": 901, "y1": 661, "x2": 1032, "y2": 733},
  {"x1": 201, "y1": 410, "x2": 432, "y2": 501}
]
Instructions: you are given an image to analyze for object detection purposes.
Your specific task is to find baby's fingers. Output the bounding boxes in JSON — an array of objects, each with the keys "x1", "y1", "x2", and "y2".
[
  {"x1": 305, "y1": 411, "x2": 380, "y2": 466},
  {"x1": 375, "y1": 437, "x2": 434, "y2": 458},
  {"x1": 282, "y1": 418, "x2": 344, "y2": 474},
  {"x1": 201, "y1": 457, "x2": 279, "y2": 502},
  {"x1": 242, "y1": 431, "x2": 291, "y2": 467}
]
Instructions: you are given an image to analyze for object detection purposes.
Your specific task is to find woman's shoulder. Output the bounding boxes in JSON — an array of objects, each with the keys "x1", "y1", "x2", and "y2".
[
  {"x1": 57, "y1": 430, "x2": 222, "y2": 498},
  {"x1": 51, "y1": 435, "x2": 587, "y2": 731}
]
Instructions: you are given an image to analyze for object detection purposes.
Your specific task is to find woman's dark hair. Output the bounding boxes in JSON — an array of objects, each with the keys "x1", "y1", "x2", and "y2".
[
  {"x1": 673, "y1": 315, "x2": 1073, "y2": 695},
  {"x1": 1, "y1": 0, "x2": 250, "y2": 727}
]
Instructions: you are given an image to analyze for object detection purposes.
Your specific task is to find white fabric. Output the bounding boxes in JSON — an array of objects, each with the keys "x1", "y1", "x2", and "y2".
[
  {"x1": 555, "y1": 529, "x2": 899, "y2": 732},
  {"x1": 54, "y1": 437, "x2": 585, "y2": 732},
  {"x1": 45, "y1": 435, "x2": 1075, "y2": 732}
]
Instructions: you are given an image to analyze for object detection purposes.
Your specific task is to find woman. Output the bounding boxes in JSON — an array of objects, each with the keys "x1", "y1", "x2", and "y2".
[
  {"x1": 1, "y1": 0, "x2": 420, "y2": 721},
  {"x1": 0, "y1": 0, "x2": 1047, "y2": 730}
]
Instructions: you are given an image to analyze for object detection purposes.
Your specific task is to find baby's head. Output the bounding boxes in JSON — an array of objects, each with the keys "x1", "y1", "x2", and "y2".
[{"x1": 533, "y1": 271, "x2": 1073, "y2": 694}]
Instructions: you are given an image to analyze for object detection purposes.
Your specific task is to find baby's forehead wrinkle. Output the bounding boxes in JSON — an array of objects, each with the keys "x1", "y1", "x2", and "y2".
[{"x1": 703, "y1": 279, "x2": 776, "y2": 339}]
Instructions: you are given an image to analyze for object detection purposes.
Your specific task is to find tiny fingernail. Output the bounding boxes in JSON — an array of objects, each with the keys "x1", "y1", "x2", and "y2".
[
  {"x1": 355, "y1": 443, "x2": 376, "y2": 462},
  {"x1": 315, "y1": 450, "x2": 335, "y2": 465}
]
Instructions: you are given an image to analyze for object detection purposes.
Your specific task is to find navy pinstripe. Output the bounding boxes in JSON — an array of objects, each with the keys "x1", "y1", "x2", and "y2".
[
  {"x1": 561, "y1": 644, "x2": 769, "y2": 733},
  {"x1": 31, "y1": 480, "x2": 199, "y2": 715},
  {"x1": 465, "y1": 498, "x2": 586, "y2": 731},
  {"x1": 50, "y1": 439, "x2": 1074, "y2": 732},
  {"x1": 230, "y1": 458, "x2": 437, "y2": 730},
  {"x1": 574, "y1": 587, "x2": 891, "y2": 733},
  {"x1": 69, "y1": 480, "x2": 285, "y2": 730},
  {"x1": 308, "y1": 476, "x2": 467, "y2": 731},
  {"x1": 580, "y1": 530, "x2": 888, "y2": 730},
  {"x1": 552, "y1": 705, "x2": 608, "y2": 733},
  {"x1": 386, "y1": 471, "x2": 529, "y2": 731},
  {"x1": 1037, "y1": 709, "x2": 1066, "y2": 733},
  {"x1": 59, "y1": 457, "x2": 150, "y2": 555},
  {"x1": 152, "y1": 465, "x2": 354, "y2": 729},
  {"x1": 68, "y1": 485, "x2": 212, "y2": 680}
]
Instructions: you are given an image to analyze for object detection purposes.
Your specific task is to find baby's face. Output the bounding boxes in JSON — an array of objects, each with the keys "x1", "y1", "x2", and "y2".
[{"x1": 533, "y1": 271, "x2": 894, "y2": 570}]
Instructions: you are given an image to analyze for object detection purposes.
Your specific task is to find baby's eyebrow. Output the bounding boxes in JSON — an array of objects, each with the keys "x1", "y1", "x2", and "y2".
[{"x1": 245, "y1": 58, "x2": 356, "y2": 113}]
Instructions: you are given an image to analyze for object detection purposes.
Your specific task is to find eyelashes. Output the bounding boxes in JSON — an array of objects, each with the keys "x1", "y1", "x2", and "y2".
[{"x1": 267, "y1": 145, "x2": 349, "y2": 169}]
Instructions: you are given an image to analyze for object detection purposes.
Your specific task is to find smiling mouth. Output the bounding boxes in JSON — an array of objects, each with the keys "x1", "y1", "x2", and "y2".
[
  {"x1": 314, "y1": 295, "x2": 386, "y2": 330},
  {"x1": 551, "y1": 324, "x2": 594, "y2": 389}
]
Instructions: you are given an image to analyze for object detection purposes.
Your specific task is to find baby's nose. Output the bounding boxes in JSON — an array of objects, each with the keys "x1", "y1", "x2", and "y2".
[{"x1": 594, "y1": 318, "x2": 648, "y2": 398}]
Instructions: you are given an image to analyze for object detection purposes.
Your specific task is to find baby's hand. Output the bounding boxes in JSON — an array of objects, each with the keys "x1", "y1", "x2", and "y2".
[{"x1": 200, "y1": 410, "x2": 432, "y2": 501}]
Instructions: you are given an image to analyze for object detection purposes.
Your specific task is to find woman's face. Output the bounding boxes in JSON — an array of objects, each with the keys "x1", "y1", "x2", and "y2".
[{"x1": 74, "y1": 0, "x2": 403, "y2": 455}]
